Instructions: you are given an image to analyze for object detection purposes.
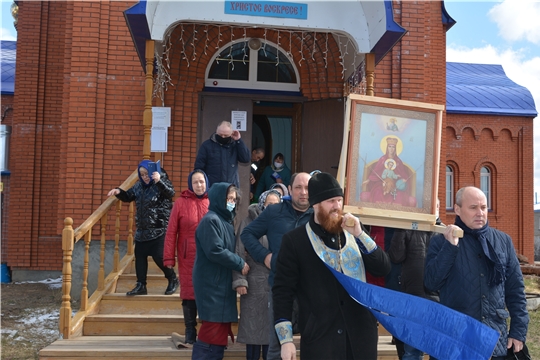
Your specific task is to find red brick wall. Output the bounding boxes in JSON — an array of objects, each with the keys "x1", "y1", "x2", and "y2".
[
  {"x1": 445, "y1": 114, "x2": 535, "y2": 261},
  {"x1": 1, "y1": 94, "x2": 14, "y2": 263},
  {"x1": 5, "y1": 0, "x2": 534, "y2": 271},
  {"x1": 7, "y1": 1, "x2": 143, "y2": 270}
]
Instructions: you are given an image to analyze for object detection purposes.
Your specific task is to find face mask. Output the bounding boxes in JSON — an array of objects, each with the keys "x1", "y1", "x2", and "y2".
[
  {"x1": 226, "y1": 202, "x2": 236, "y2": 212},
  {"x1": 216, "y1": 134, "x2": 231, "y2": 145},
  {"x1": 274, "y1": 162, "x2": 283, "y2": 169}
]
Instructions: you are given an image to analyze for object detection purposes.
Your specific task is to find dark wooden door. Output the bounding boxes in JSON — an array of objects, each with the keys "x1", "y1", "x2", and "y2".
[
  {"x1": 199, "y1": 94, "x2": 253, "y2": 223},
  {"x1": 301, "y1": 98, "x2": 345, "y2": 177}
]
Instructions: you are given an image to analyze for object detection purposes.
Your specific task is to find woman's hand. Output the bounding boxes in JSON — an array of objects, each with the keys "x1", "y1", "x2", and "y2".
[
  {"x1": 236, "y1": 286, "x2": 247, "y2": 295},
  {"x1": 107, "y1": 188, "x2": 120, "y2": 197}
]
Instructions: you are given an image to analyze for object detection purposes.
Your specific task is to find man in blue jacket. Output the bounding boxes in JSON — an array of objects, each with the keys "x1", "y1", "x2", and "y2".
[
  {"x1": 241, "y1": 172, "x2": 312, "y2": 360},
  {"x1": 425, "y1": 186, "x2": 529, "y2": 360},
  {"x1": 194, "y1": 121, "x2": 250, "y2": 187}
]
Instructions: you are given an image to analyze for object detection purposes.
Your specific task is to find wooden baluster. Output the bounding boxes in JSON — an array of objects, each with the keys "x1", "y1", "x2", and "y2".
[
  {"x1": 127, "y1": 202, "x2": 134, "y2": 256},
  {"x1": 114, "y1": 201, "x2": 121, "y2": 272},
  {"x1": 80, "y1": 230, "x2": 91, "y2": 311},
  {"x1": 142, "y1": 39, "x2": 155, "y2": 160},
  {"x1": 98, "y1": 214, "x2": 107, "y2": 291},
  {"x1": 365, "y1": 53, "x2": 375, "y2": 96},
  {"x1": 60, "y1": 218, "x2": 74, "y2": 339}
]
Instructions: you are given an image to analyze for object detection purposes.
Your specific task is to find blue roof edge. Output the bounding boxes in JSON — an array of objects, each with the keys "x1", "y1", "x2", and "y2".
[
  {"x1": 123, "y1": 0, "x2": 149, "y2": 71},
  {"x1": 447, "y1": 107, "x2": 538, "y2": 117},
  {"x1": 441, "y1": 1, "x2": 456, "y2": 31},
  {"x1": 371, "y1": 0, "x2": 407, "y2": 64}
]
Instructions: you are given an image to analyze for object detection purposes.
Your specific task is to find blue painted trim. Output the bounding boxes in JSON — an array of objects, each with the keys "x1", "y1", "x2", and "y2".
[
  {"x1": 447, "y1": 107, "x2": 538, "y2": 117},
  {"x1": 123, "y1": 0, "x2": 150, "y2": 71},
  {"x1": 441, "y1": 1, "x2": 456, "y2": 31},
  {"x1": 371, "y1": 0, "x2": 407, "y2": 64},
  {"x1": 224, "y1": 1, "x2": 308, "y2": 20},
  {"x1": 1, "y1": 170, "x2": 11, "y2": 176}
]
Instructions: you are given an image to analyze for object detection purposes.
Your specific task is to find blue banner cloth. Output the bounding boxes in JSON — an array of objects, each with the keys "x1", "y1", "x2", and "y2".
[{"x1": 328, "y1": 266, "x2": 499, "y2": 360}]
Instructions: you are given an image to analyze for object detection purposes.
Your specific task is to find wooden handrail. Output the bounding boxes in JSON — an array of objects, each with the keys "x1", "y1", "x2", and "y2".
[
  {"x1": 59, "y1": 170, "x2": 140, "y2": 339},
  {"x1": 73, "y1": 171, "x2": 139, "y2": 242}
]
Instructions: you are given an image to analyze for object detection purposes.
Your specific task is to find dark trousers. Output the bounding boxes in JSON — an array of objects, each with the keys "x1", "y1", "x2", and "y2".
[
  {"x1": 134, "y1": 235, "x2": 175, "y2": 284},
  {"x1": 246, "y1": 344, "x2": 269, "y2": 360},
  {"x1": 191, "y1": 340, "x2": 226, "y2": 360}
]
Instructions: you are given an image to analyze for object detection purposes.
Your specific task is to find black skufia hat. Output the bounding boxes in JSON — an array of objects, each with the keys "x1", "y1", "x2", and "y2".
[{"x1": 308, "y1": 172, "x2": 344, "y2": 206}]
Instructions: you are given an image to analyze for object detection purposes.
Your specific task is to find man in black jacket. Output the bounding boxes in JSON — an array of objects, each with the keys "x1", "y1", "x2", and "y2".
[
  {"x1": 194, "y1": 121, "x2": 250, "y2": 188},
  {"x1": 272, "y1": 173, "x2": 391, "y2": 360}
]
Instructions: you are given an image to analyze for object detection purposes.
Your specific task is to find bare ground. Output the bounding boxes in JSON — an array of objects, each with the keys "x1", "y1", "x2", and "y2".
[
  {"x1": 1, "y1": 280, "x2": 68, "y2": 360},
  {"x1": 0, "y1": 276, "x2": 538, "y2": 360}
]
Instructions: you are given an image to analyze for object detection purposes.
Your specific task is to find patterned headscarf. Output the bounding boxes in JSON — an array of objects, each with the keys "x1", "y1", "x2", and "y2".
[
  {"x1": 257, "y1": 189, "x2": 282, "y2": 211},
  {"x1": 269, "y1": 183, "x2": 289, "y2": 197}
]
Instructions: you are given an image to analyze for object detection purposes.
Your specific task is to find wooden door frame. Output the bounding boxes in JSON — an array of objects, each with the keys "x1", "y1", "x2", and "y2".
[{"x1": 199, "y1": 91, "x2": 306, "y2": 173}]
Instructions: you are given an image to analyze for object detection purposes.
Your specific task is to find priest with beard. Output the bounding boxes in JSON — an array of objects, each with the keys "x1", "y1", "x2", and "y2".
[{"x1": 272, "y1": 172, "x2": 391, "y2": 360}]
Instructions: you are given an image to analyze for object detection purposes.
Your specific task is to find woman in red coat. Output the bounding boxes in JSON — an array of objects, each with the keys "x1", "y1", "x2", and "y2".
[{"x1": 164, "y1": 169, "x2": 209, "y2": 344}]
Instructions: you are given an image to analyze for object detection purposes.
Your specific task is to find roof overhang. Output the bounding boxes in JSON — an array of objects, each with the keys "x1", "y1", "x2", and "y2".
[{"x1": 124, "y1": 0, "x2": 405, "y2": 70}]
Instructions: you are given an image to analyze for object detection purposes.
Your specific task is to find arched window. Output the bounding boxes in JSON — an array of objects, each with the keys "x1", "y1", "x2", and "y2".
[
  {"x1": 480, "y1": 166, "x2": 491, "y2": 209},
  {"x1": 446, "y1": 165, "x2": 454, "y2": 210},
  {"x1": 206, "y1": 40, "x2": 300, "y2": 92}
]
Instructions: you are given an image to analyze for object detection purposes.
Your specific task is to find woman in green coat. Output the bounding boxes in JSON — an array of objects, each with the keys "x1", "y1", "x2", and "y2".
[
  {"x1": 192, "y1": 182, "x2": 249, "y2": 359},
  {"x1": 254, "y1": 153, "x2": 291, "y2": 201}
]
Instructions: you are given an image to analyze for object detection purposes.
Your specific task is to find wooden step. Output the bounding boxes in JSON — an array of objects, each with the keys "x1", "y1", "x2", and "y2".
[
  {"x1": 125, "y1": 258, "x2": 178, "y2": 275},
  {"x1": 83, "y1": 315, "x2": 183, "y2": 336},
  {"x1": 83, "y1": 314, "x2": 238, "y2": 336},
  {"x1": 99, "y1": 294, "x2": 182, "y2": 315},
  {"x1": 115, "y1": 274, "x2": 180, "y2": 295},
  {"x1": 39, "y1": 335, "x2": 399, "y2": 359}
]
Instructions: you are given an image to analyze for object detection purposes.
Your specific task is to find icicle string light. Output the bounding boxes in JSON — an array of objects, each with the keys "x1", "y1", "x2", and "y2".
[
  {"x1": 298, "y1": 31, "x2": 305, "y2": 66},
  {"x1": 323, "y1": 32, "x2": 329, "y2": 68},
  {"x1": 311, "y1": 32, "x2": 316, "y2": 61},
  {"x1": 191, "y1": 24, "x2": 198, "y2": 61},
  {"x1": 242, "y1": 28, "x2": 248, "y2": 65},
  {"x1": 204, "y1": 25, "x2": 209, "y2": 55},
  {"x1": 151, "y1": 23, "x2": 367, "y2": 100}
]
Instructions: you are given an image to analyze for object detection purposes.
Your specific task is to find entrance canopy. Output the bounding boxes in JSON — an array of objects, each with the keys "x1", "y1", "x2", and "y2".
[{"x1": 124, "y1": 0, "x2": 406, "y2": 70}]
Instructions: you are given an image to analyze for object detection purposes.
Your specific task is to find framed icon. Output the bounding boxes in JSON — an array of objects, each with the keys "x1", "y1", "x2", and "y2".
[{"x1": 341, "y1": 95, "x2": 444, "y2": 227}]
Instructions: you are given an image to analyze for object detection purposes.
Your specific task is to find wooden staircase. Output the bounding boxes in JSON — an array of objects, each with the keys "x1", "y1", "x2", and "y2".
[{"x1": 39, "y1": 258, "x2": 400, "y2": 359}]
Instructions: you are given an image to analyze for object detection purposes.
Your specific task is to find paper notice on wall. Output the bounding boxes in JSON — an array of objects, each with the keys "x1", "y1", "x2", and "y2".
[
  {"x1": 152, "y1": 107, "x2": 171, "y2": 127},
  {"x1": 231, "y1": 111, "x2": 247, "y2": 131},
  {"x1": 151, "y1": 127, "x2": 168, "y2": 152}
]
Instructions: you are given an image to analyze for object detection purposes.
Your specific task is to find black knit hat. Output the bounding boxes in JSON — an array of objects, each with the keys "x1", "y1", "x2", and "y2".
[{"x1": 308, "y1": 172, "x2": 344, "y2": 206}]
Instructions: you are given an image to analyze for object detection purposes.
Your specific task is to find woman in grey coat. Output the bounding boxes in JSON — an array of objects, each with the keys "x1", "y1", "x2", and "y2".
[{"x1": 233, "y1": 190, "x2": 282, "y2": 360}]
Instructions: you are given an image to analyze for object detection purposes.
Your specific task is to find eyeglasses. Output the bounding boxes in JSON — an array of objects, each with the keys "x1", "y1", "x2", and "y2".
[
  {"x1": 140, "y1": 172, "x2": 150, "y2": 178},
  {"x1": 227, "y1": 196, "x2": 237, "y2": 203}
]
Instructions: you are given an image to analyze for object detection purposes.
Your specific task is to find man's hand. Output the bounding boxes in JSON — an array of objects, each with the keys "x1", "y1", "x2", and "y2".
[
  {"x1": 250, "y1": 173, "x2": 256, "y2": 184},
  {"x1": 507, "y1": 338, "x2": 524, "y2": 353},
  {"x1": 236, "y1": 286, "x2": 247, "y2": 295},
  {"x1": 281, "y1": 342, "x2": 296, "y2": 360},
  {"x1": 342, "y1": 213, "x2": 362, "y2": 238},
  {"x1": 443, "y1": 224, "x2": 460, "y2": 246},
  {"x1": 264, "y1": 253, "x2": 272, "y2": 269},
  {"x1": 231, "y1": 130, "x2": 241, "y2": 140},
  {"x1": 241, "y1": 262, "x2": 250, "y2": 275},
  {"x1": 107, "y1": 188, "x2": 120, "y2": 197}
]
